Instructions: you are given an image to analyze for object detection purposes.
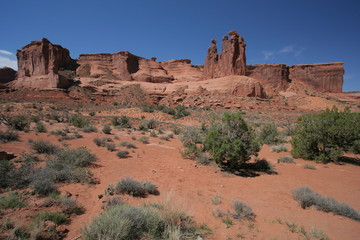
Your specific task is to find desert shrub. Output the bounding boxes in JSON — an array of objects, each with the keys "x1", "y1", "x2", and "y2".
[
  {"x1": 71, "y1": 116, "x2": 90, "y2": 128},
  {"x1": 105, "y1": 143, "x2": 116, "y2": 151},
  {"x1": 292, "y1": 186, "x2": 360, "y2": 221},
  {"x1": 180, "y1": 126, "x2": 207, "y2": 160},
  {"x1": 0, "y1": 192, "x2": 26, "y2": 210},
  {"x1": 143, "y1": 181, "x2": 160, "y2": 195},
  {"x1": 32, "y1": 172, "x2": 58, "y2": 196},
  {"x1": 119, "y1": 141, "x2": 137, "y2": 149},
  {"x1": 114, "y1": 178, "x2": 159, "y2": 197},
  {"x1": 8, "y1": 115, "x2": 29, "y2": 131},
  {"x1": 30, "y1": 115, "x2": 41, "y2": 123},
  {"x1": 277, "y1": 156, "x2": 295, "y2": 163},
  {"x1": 231, "y1": 200, "x2": 254, "y2": 220},
  {"x1": 271, "y1": 144, "x2": 288, "y2": 152},
  {"x1": 0, "y1": 130, "x2": 19, "y2": 143},
  {"x1": 9, "y1": 225, "x2": 30, "y2": 240},
  {"x1": 112, "y1": 116, "x2": 131, "y2": 128},
  {"x1": 258, "y1": 123, "x2": 282, "y2": 145},
  {"x1": 33, "y1": 211, "x2": 68, "y2": 226},
  {"x1": 168, "y1": 133, "x2": 174, "y2": 139},
  {"x1": 204, "y1": 113, "x2": 260, "y2": 169},
  {"x1": 60, "y1": 197, "x2": 85, "y2": 215},
  {"x1": 195, "y1": 153, "x2": 211, "y2": 165},
  {"x1": 89, "y1": 111, "x2": 96, "y2": 116},
  {"x1": 310, "y1": 227, "x2": 329, "y2": 240},
  {"x1": 146, "y1": 119, "x2": 157, "y2": 129},
  {"x1": 138, "y1": 136, "x2": 149, "y2": 144},
  {"x1": 50, "y1": 129, "x2": 67, "y2": 136},
  {"x1": 141, "y1": 105, "x2": 155, "y2": 113},
  {"x1": 150, "y1": 131, "x2": 158, "y2": 137},
  {"x1": 51, "y1": 147, "x2": 96, "y2": 168},
  {"x1": 82, "y1": 204, "x2": 164, "y2": 240},
  {"x1": 160, "y1": 106, "x2": 176, "y2": 116},
  {"x1": 82, "y1": 125, "x2": 97, "y2": 133},
  {"x1": 0, "y1": 160, "x2": 15, "y2": 188},
  {"x1": 104, "y1": 196, "x2": 123, "y2": 208},
  {"x1": 35, "y1": 122, "x2": 47, "y2": 133},
  {"x1": 291, "y1": 106, "x2": 360, "y2": 163},
  {"x1": 30, "y1": 140, "x2": 58, "y2": 154},
  {"x1": 174, "y1": 105, "x2": 190, "y2": 119},
  {"x1": 102, "y1": 124, "x2": 112, "y2": 134},
  {"x1": 115, "y1": 178, "x2": 146, "y2": 197},
  {"x1": 10, "y1": 158, "x2": 37, "y2": 189},
  {"x1": 93, "y1": 137, "x2": 105, "y2": 147},
  {"x1": 303, "y1": 164, "x2": 316, "y2": 170},
  {"x1": 159, "y1": 136, "x2": 170, "y2": 141},
  {"x1": 116, "y1": 150, "x2": 129, "y2": 158}
]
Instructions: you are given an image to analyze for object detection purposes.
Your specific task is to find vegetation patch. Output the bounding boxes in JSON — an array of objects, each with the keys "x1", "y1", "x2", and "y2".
[
  {"x1": 277, "y1": 156, "x2": 295, "y2": 163},
  {"x1": 29, "y1": 140, "x2": 59, "y2": 154},
  {"x1": 0, "y1": 130, "x2": 19, "y2": 143},
  {"x1": 292, "y1": 186, "x2": 360, "y2": 221}
]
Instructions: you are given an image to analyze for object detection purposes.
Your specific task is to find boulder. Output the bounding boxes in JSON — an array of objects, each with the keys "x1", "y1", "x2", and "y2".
[{"x1": 0, "y1": 67, "x2": 16, "y2": 84}]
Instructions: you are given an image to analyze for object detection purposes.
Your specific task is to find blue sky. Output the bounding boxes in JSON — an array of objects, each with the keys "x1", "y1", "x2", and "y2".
[{"x1": 1, "y1": 0, "x2": 359, "y2": 91}]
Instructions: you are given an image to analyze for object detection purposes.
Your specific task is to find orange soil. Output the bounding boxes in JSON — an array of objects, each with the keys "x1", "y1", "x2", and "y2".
[{"x1": 1, "y1": 125, "x2": 360, "y2": 240}]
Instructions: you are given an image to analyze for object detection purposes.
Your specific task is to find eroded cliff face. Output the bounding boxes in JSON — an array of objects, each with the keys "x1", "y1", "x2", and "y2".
[
  {"x1": 12, "y1": 38, "x2": 76, "y2": 89},
  {"x1": 77, "y1": 53, "x2": 202, "y2": 83},
  {"x1": 289, "y1": 63, "x2": 344, "y2": 92},
  {"x1": 203, "y1": 30, "x2": 246, "y2": 79}
]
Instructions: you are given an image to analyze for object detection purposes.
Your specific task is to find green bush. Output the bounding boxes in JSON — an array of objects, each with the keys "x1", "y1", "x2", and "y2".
[
  {"x1": 30, "y1": 140, "x2": 58, "y2": 154},
  {"x1": 119, "y1": 141, "x2": 137, "y2": 149},
  {"x1": 8, "y1": 115, "x2": 29, "y2": 131},
  {"x1": 114, "y1": 178, "x2": 159, "y2": 197},
  {"x1": 138, "y1": 136, "x2": 149, "y2": 144},
  {"x1": 51, "y1": 147, "x2": 96, "y2": 168},
  {"x1": 35, "y1": 122, "x2": 47, "y2": 133},
  {"x1": 292, "y1": 107, "x2": 360, "y2": 163},
  {"x1": 33, "y1": 211, "x2": 68, "y2": 225},
  {"x1": 102, "y1": 124, "x2": 112, "y2": 134},
  {"x1": 112, "y1": 116, "x2": 131, "y2": 128},
  {"x1": 174, "y1": 105, "x2": 190, "y2": 119},
  {"x1": 32, "y1": 171, "x2": 58, "y2": 196},
  {"x1": 204, "y1": 113, "x2": 260, "y2": 169},
  {"x1": 292, "y1": 186, "x2": 360, "y2": 221},
  {"x1": 180, "y1": 127, "x2": 206, "y2": 160},
  {"x1": 0, "y1": 130, "x2": 19, "y2": 143},
  {"x1": 258, "y1": 123, "x2": 282, "y2": 145},
  {"x1": 60, "y1": 197, "x2": 85, "y2": 215},
  {"x1": 71, "y1": 116, "x2": 90, "y2": 128},
  {"x1": 116, "y1": 150, "x2": 129, "y2": 158},
  {"x1": 0, "y1": 192, "x2": 26, "y2": 210}
]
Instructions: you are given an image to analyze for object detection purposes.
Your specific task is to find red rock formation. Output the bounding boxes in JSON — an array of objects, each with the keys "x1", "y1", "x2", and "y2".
[
  {"x1": 246, "y1": 64, "x2": 290, "y2": 93},
  {"x1": 289, "y1": 63, "x2": 344, "y2": 92},
  {"x1": 203, "y1": 31, "x2": 246, "y2": 79},
  {"x1": 0, "y1": 67, "x2": 16, "y2": 84},
  {"x1": 160, "y1": 59, "x2": 202, "y2": 82},
  {"x1": 12, "y1": 38, "x2": 76, "y2": 89}
]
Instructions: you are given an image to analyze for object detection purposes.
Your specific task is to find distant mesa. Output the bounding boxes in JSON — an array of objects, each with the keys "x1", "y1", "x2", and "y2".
[{"x1": 5, "y1": 32, "x2": 344, "y2": 95}]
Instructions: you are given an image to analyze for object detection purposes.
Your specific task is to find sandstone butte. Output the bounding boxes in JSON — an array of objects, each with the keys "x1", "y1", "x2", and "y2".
[{"x1": 2, "y1": 31, "x2": 344, "y2": 102}]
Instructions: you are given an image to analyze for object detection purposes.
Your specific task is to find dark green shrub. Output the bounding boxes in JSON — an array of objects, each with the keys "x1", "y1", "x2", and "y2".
[
  {"x1": 160, "y1": 106, "x2": 176, "y2": 116},
  {"x1": 0, "y1": 160, "x2": 14, "y2": 188},
  {"x1": 60, "y1": 197, "x2": 85, "y2": 215},
  {"x1": 143, "y1": 181, "x2": 159, "y2": 195},
  {"x1": 174, "y1": 105, "x2": 190, "y2": 119},
  {"x1": 292, "y1": 107, "x2": 360, "y2": 163},
  {"x1": 30, "y1": 115, "x2": 41, "y2": 123},
  {"x1": 35, "y1": 122, "x2": 47, "y2": 133},
  {"x1": 141, "y1": 105, "x2": 155, "y2": 113},
  {"x1": 146, "y1": 119, "x2": 157, "y2": 129},
  {"x1": 102, "y1": 124, "x2": 112, "y2": 134},
  {"x1": 71, "y1": 116, "x2": 90, "y2": 128},
  {"x1": 7, "y1": 115, "x2": 29, "y2": 131},
  {"x1": 0, "y1": 191, "x2": 26, "y2": 210},
  {"x1": 112, "y1": 116, "x2": 131, "y2": 128},
  {"x1": 258, "y1": 123, "x2": 282, "y2": 145},
  {"x1": 292, "y1": 186, "x2": 360, "y2": 221},
  {"x1": 0, "y1": 130, "x2": 19, "y2": 143},
  {"x1": 116, "y1": 150, "x2": 129, "y2": 158},
  {"x1": 30, "y1": 140, "x2": 58, "y2": 154},
  {"x1": 180, "y1": 127, "x2": 206, "y2": 160},
  {"x1": 32, "y1": 177, "x2": 58, "y2": 196},
  {"x1": 204, "y1": 113, "x2": 260, "y2": 169}
]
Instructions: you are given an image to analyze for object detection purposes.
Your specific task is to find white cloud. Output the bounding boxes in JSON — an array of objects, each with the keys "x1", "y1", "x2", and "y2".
[
  {"x1": 279, "y1": 45, "x2": 294, "y2": 54},
  {"x1": 262, "y1": 51, "x2": 275, "y2": 60},
  {"x1": 0, "y1": 50, "x2": 13, "y2": 55},
  {"x1": 262, "y1": 45, "x2": 305, "y2": 60},
  {"x1": 0, "y1": 56, "x2": 18, "y2": 70}
]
